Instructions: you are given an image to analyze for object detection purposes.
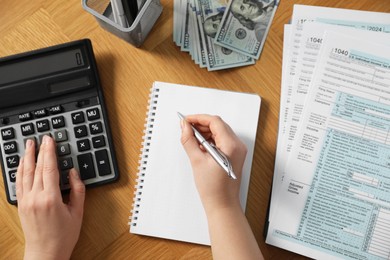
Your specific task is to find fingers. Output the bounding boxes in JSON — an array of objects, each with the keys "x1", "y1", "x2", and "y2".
[
  {"x1": 16, "y1": 157, "x2": 24, "y2": 200},
  {"x1": 183, "y1": 114, "x2": 246, "y2": 161},
  {"x1": 180, "y1": 119, "x2": 203, "y2": 160},
  {"x1": 41, "y1": 136, "x2": 60, "y2": 192},
  {"x1": 185, "y1": 114, "x2": 233, "y2": 137},
  {"x1": 22, "y1": 139, "x2": 37, "y2": 192},
  {"x1": 31, "y1": 135, "x2": 60, "y2": 193},
  {"x1": 185, "y1": 114, "x2": 236, "y2": 145},
  {"x1": 68, "y1": 168, "x2": 85, "y2": 217}
]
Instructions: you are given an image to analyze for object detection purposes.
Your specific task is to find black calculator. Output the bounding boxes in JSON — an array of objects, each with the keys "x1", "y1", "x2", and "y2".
[{"x1": 0, "y1": 39, "x2": 119, "y2": 204}]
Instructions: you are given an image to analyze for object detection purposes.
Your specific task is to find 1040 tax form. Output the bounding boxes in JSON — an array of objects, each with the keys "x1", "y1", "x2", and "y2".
[{"x1": 267, "y1": 30, "x2": 390, "y2": 260}]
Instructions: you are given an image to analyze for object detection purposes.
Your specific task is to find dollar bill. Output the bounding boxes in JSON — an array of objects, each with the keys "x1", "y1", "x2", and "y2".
[
  {"x1": 214, "y1": 0, "x2": 279, "y2": 59},
  {"x1": 196, "y1": 0, "x2": 254, "y2": 71},
  {"x1": 175, "y1": 0, "x2": 188, "y2": 47},
  {"x1": 191, "y1": 0, "x2": 207, "y2": 67},
  {"x1": 173, "y1": 0, "x2": 179, "y2": 44},
  {"x1": 181, "y1": 0, "x2": 192, "y2": 52},
  {"x1": 188, "y1": 5, "x2": 197, "y2": 61}
]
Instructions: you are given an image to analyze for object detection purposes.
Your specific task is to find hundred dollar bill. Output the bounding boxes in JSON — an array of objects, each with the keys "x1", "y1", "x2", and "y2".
[
  {"x1": 173, "y1": 0, "x2": 180, "y2": 44},
  {"x1": 214, "y1": 0, "x2": 279, "y2": 59},
  {"x1": 181, "y1": 0, "x2": 192, "y2": 52},
  {"x1": 173, "y1": 0, "x2": 184, "y2": 46},
  {"x1": 196, "y1": 0, "x2": 254, "y2": 71},
  {"x1": 191, "y1": 0, "x2": 207, "y2": 68},
  {"x1": 190, "y1": 5, "x2": 201, "y2": 65},
  {"x1": 188, "y1": 5, "x2": 196, "y2": 61}
]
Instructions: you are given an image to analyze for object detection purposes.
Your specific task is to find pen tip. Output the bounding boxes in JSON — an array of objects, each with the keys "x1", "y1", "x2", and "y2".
[
  {"x1": 177, "y1": 112, "x2": 184, "y2": 119},
  {"x1": 230, "y1": 172, "x2": 237, "y2": 180}
]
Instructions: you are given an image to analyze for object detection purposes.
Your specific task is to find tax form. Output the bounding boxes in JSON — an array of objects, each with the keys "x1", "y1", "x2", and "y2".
[
  {"x1": 267, "y1": 31, "x2": 390, "y2": 259},
  {"x1": 271, "y1": 5, "x2": 390, "y2": 220},
  {"x1": 286, "y1": 23, "x2": 390, "y2": 161}
]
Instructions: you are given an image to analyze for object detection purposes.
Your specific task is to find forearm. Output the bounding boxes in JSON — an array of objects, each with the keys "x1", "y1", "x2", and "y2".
[{"x1": 205, "y1": 204, "x2": 264, "y2": 260}]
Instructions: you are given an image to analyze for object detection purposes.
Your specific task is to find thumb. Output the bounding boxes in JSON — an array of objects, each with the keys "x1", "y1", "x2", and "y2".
[
  {"x1": 180, "y1": 119, "x2": 203, "y2": 160},
  {"x1": 68, "y1": 168, "x2": 85, "y2": 217}
]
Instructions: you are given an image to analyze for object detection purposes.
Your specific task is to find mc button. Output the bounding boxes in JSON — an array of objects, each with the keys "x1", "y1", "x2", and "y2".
[{"x1": 1, "y1": 128, "x2": 15, "y2": 140}]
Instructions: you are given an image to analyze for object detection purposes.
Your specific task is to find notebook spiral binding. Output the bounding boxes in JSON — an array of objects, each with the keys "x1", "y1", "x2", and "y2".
[{"x1": 129, "y1": 86, "x2": 160, "y2": 228}]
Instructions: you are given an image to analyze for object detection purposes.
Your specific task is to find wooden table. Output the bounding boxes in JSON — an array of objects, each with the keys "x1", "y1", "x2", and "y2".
[{"x1": 0, "y1": 0, "x2": 389, "y2": 259}]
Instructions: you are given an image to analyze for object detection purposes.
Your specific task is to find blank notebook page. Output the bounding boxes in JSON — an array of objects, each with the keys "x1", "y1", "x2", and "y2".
[{"x1": 129, "y1": 81, "x2": 261, "y2": 245}]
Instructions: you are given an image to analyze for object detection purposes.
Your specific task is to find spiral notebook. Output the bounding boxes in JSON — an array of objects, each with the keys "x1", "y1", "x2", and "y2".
[{"x1": 129, "y1": 81, "x2": 261, "y2": 245}]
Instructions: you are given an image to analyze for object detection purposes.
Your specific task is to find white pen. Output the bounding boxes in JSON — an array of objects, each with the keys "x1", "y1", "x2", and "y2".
[
  {"x1": 178, "y1": 112, "x2": 237, "y2": 179},
  {"x1": 111, "y1": 0, "x2": 128, "y2": 27}
]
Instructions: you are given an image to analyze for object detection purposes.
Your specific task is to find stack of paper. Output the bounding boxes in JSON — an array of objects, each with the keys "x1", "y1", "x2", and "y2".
[
  {"x1": 266, "y1": 5, "x2": 390, "y2": 260},
  {"x1": 172, "y1": 0, "x2": 279, "y2": 71}
]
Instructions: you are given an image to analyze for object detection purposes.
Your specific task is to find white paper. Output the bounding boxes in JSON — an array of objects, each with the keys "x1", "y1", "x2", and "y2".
[
  {"x1": 130, "y1": 82, "x2": 261, "y2": 245},
  {"x1": 271, "y1": 5, "x2": 390, "y2": 219},
  {"x1": 267, "y1": 31, "x2": 390, "y2": 260}
]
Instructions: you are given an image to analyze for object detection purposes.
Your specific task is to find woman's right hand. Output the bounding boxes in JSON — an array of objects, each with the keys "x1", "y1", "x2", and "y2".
[{"x1": 179, "y1": 114, "x2": 247, "y2": 213}]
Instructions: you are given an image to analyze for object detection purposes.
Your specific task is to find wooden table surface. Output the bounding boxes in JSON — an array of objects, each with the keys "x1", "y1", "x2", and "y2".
[{"x1": 0, "y1": 0, "x2": 389, "y2": 259}]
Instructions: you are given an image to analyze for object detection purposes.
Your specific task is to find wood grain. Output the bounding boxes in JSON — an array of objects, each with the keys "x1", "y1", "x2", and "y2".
[{"x1": 0, "y1": 0, "x2": 389, "y2": 259}]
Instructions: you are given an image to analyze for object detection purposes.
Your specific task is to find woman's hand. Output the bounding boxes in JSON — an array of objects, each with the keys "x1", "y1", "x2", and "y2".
[
  {"x1": 180, "y1": 114, "x2": 247, "y2": 213},
  {"x1": 16, "y1": 135, "x2": 85, "y2": 260}
]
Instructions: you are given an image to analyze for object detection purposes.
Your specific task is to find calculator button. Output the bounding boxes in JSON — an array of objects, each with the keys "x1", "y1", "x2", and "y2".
[
  {"x1": 9, "y1": 170, "x2": 17, "y2": 183},
  {"x1": 19, "y1": 112, "x2": 32, "y2": 122},
  {"x1": 95, "y1": 149, "x2": 111, "y2": 176},
  {"x1": 49, "y1": 105, "x2": 62, "y2": 114},
  {"x1": 57, "y1": 143, "x2": 71, "y2": 156},
  {"x1": 1, "y1": 128, "x2": 15, "y2": 140},
  {"x1": 34, "y1": 109, "x2": 47, "y2": 118},
  {"x1": 89, "y1": 122, "x2": 103, "y2": 135},
  {"x1": 24, "y1": 137, "x2": 38, "y2": 150},
  {"x1": 86, "y1": 108, "x2": 100, "y2": 121},
  {"x1": 52, "y1": 116, "x2": 65, "y2": 129},
  {"x1": 21, "y1": 123, "x2": 35, "y2": 136},
  {"x1": 4, "y1": 141, "x2": 17, "y2": 154},
  {"x1": 54, "y1": 129, "x2": 68, "y2": 142},
  {"x1": 71, "y1": 112, "x2": 85, "y2": 124},
  {"x1": 92, "y1": 135, "x2": 106, "y2": 148},
  {"x1": 59, "y1": 157, "x2": 73, "y2": 171},
  {"x1": 38, "y1": 134, "x2": 51, "y2": 145},
  {"x1": 77, "y1": 153, "x2": 96, "y2": 180},
  {"x1": 6, "y1": 155, "x2": 19, "y2": 168},
  {"x1": 36, "y1": 119, "x2": 50, "y2": 132},
  {"x1": 74, "y1": 125, "x2": 88, "y2": 138},
  {"x1": 77, "y1": 139, "x2": 90, "y2": 152}
]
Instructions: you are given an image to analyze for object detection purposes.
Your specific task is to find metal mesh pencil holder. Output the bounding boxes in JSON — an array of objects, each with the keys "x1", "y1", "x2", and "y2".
[{"x1": 82, "y1": 0, "x2": 162, "y2": 47}]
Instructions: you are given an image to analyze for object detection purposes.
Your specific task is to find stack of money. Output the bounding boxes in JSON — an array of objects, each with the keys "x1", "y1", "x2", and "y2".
[{"x1": 173, "y1": 0, "x2": 279, "y2": 71}]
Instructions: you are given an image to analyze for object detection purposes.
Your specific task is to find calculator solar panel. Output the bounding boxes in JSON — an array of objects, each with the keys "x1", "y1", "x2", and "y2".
[{"x1": 0, "y1": 39, "x2": 119, "y2": 204}]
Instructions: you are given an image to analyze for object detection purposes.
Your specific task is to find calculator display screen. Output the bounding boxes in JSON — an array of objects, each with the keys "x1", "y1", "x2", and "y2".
[{"x1": 0, "y1": 48, "x2": 85, "y2": 86}]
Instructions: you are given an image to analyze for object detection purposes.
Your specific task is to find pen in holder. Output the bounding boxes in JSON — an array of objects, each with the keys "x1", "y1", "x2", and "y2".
[{"x1": 82, "y1": 0, "x2": 162, "y2": 47}]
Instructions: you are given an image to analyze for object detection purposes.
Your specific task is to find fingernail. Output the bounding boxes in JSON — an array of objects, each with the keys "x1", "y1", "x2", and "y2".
[
  {"x1": 26, "y1": 139, "x2": 33, "y2": 148},
  {"x1": 42, "y1": 135, "x2": 50, "y2": 145}
]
